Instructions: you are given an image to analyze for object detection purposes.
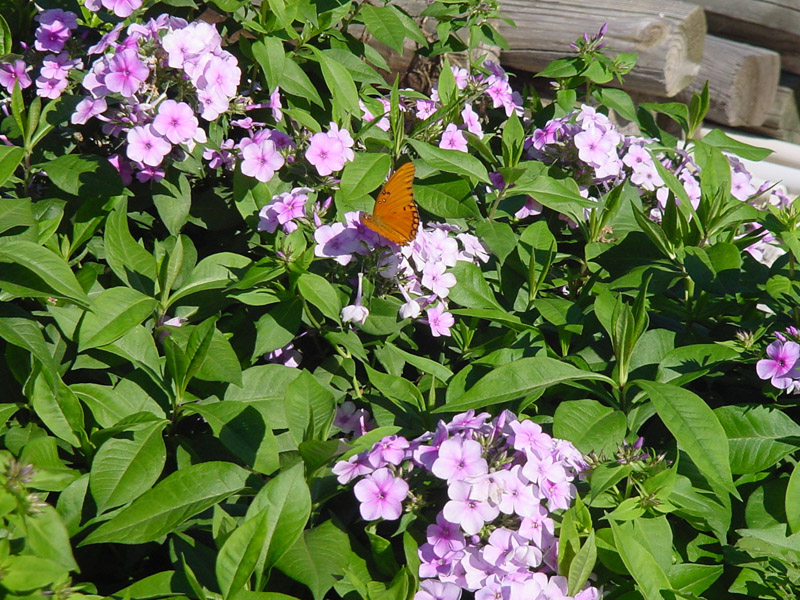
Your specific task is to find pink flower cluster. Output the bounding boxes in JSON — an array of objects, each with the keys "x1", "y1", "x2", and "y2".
[
  {"x1": 334, "y1": 410, "x2": 599, "y2": 600},
  {"x1": 757, "y1": 328, "x2": 800, "y2": 392},
  {"x1": 313, "y1": 208, "x2": 488, "y2": 337}
]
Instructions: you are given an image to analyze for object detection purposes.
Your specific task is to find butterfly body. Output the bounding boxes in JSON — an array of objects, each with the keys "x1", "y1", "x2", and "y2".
[{"x1": 361, "y1": 162, "x2": 419, "y2": 246}]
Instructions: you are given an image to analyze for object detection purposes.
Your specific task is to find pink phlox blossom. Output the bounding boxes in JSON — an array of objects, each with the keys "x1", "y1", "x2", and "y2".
[
  {"x1": 415, "y1": 579, "x2": 462, "y2": 600},
  {"x1": 421, "y1": 261, "x2": 457, "y2": 298},
  {"x1": 203, "y1": 139, "x2": 235, "y2": 170},
  {"x1": 532, "y1": 119, "x2": 562, "y2": 150},
  {"x1": 35, "y1": 75, "x2": 68, "y2": 99},
  {"x1": 514, "y1": 196, "x2": 543, "y2": 220},
  {"x1": 419, "y1": 543, "x2": 459, "y2": 580},
  {"x1": 306, "y1": 131, "x2": 346, "y2": 176},
  {"x1": 264, "y1": 341, "x2": 302, "y2": 368},
  {"x1": 126, "y1": 125, "x2": 171, "y2": 167},
  {"x1": 135, "y1": 165, "x2": 165, "y2": 183},
  {"x1": 334, "y1": 401, "x2": 374, "y2": 437},
  {"x1": 451, "y1": 65, "x2": 470, "y2": 89},
  {"x1": 240, "y1": 137, "x2": 284, "y2": 182},
  {"x1": 153, "y1": 100, "x2": 198, "y2": 145},
  {"x1": 577, "y1": 104, "x2": 613, "y2": 131},
  {"x1": 197, "y1": 88, "x2": 230, "y2": 121},
  {"x1": 40, "y1": 53, "x2": 81, "y2": 80},
  {"x1": 313, "y1": 221, "x2": 361, "y2": 265},
  {"x1": 540, "y1": 478, "x2": 575, "y2": 511},
  {"x1": 258, "y1": 187, "x2": 310, "y2": 234},
  {"x1": 416, "y1": 99, "x2": 438, "y2": 120},
  {"x1": 509, "y1": 419, "x2": 550, "y2": 454},
  {"x1": 413, "y1": 422, "x2": 449, "y2": 470},
  {"x1": 72, "y1": 97, "x2": 108, "y2": 125},
  {"x1": 101, "y1": 0, "x2": 143, "y2": 18},
  {"x1": 326, "y1": 123, "x2": 355, "y2": 163},
  {"x1": 332, "y1": 453, "x2": 373, "y2": 484},
  {"x1": 198, "y1": 55, "x2": 241, "y2": 101},
  {"x1": 426, "y1": 303, "x2": 455, "y2": 337},
  {"x1": 574, "y1": 125, "x2": 616, "y2": 168},
  {"x1": 37, "y1": 9, "x2": 78, "y2": 30},
  {"x1": 0, "y1": 60, "x2": 32, "y2": 93},
  {"x1": 367, "y1": 435, "x2": 410, "y2": 468},
  {"x1": 497, "y1": 465, "x2": 538, "y2": 517},
  {"x1": 456, "y1": 233, "x2": 490, "y2": 263},
  {"x1": 440, "y1": 123, "x2": 468, "y2": 152},
  {"x1": 353, "y1": 467, "x2": 409, "y2": 521},
  {"x1": 521, "y1": 451, "x2": 568, "y2": 487},
  {"x1": 757, "y1": 340, "x2": 800, "y2": 389},
  {"x1": 518, "y1": 504, "x2": 555, "y2": 548},
  {"x1": 105, "y1": 48, "x2": 149, "y2": 97},
  {"x1": 34, "y1": 21, "x2": 71, "y2": 53},
  {"x1": 268, "y1": 86, "x2": 283, "y2": 121},
  {"x1": 432, "y1": 437, "x2": 488, "y2": 482},
  {"x1": 460, "y1": 104, "x2": 483, "y2": 138},
  {"x1": 360, "y1": 98, "x2": 390, "y2": 131},
  {"x1": 428, "y1": 512, "x2": 467, "y2": 558}
]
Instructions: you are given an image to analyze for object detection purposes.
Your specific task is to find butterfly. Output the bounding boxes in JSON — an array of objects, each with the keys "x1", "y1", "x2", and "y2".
[{"x1": 361, "y1": 161, "x2": 419, "y2": 246}]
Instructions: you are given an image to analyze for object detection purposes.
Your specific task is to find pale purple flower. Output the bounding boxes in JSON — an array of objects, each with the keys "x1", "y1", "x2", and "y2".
[
  {"x1": 353, "y1": 467, "x2": 409, "y2": 521},
  {"x1": 427, "y1": 512, "x2": 466, "y2": 557},
  {"x1": 521, "y1": 451, "x2": 568, "y2": 487},
  {"x1": 72, "y1": 97, "x2": 107, "y2": 125},
  {"x1": 497, "y1": 466, "x2": 538, "y2": 517},
  {"x1": 109, "y1": 154, "x2": 134, "y2": 186},
  {"x1": 757, "y1": 340, "x2": 800, "y2": 389},
  {"x1": 518, "y1": 504, "x2": 555, "y2": 547},
  {"x1": 415, "y1": 579, "x2": 462, "y2": 600},
  {"x1": 105, "y1": 49, "x2": 149, "y2": 97},
  {"x1": 422, "y1": 262, "x2": 457, "y2": 298},
  {"x1": 153, "y1": 100, "x2": 198, "y2": 145},
  {"x1": 241, "y1": 138, "x2": 284, "y2": 182},
  {"x1": 574, "y1": 126, "x2": 615, "y2": 167},
  {"x1": 306, "y1": 131, "x2": 346, "y2": 176},
  {"x1": 515, "y1": 196, "x2": 543, "y2": 220},
  {"x1": 0, "y1": 60, "x2": 32, "y2": 93},
  {"x1": 136, "y1": 165, "x2": 165, "y2": 183},
  {"x1": 541, "y1": 479, "x2": 574, "y2": 511},
  {"x1": 342, "y1": 272, "x2": 369, "y2": 325},
  {"x1": 443, "y1": 480, "x2": 499, "y2": 535},
  {"x1": 40, "y1": 53, "x2": 80, "y2": 80},
  {"x1": 264, "y1": 341, "x2": 302, "y2": 368},
  {"x1": 37, "y1": 9, "x2": 78, "y2": 30},
  {"x1": 532, "y1": 119, "x2": 561, "y2": 150},
  {"x1": 198, "y1": 56, "x2": 240, "y2": 100},
  {"x1": 360, "y1": 98, "x2": 390, "y2": 131},
  {"x1": 334, "y1": 401, "x2": 374, "y2": 437},
  {"x1": 461, "y1": 105, "x2": 483, "y2": 138},
  {"x1": 126, "y1": 125, "x2": 171, "y2": 167},
  {"x1": 101, "y1": 0, "x2": 143, "y2": 18},
  {"x1": 368, "y1": 435, "x2": 410, "y2": 468},
  {"x1": 332, "y1": 453, "x2": 373, "y2": 484},
  {"x1": 416, "y1": 99, "x2": 437, "y2": 120},
  {"x1": 314, "y1": 222, "x2": 360, "y2": 265},
  {"x1": 258, "y1": 187, "x2": 311, "y2": 234},
  {"x1": 327, "y1": 123, "x2": 355, "y2": 163},
  {"x1": 431, "y1": 437, "x2": 488, "y2": 482},
  {"x1": 35, "y1": 75, "x2": 68, "y2": 99},
  {"x1": 269, "y1": 87, "x2": 283, "y2": 121},
  {"x1": 509, "y1": 419, "x2": 551, "y2": 455},
  {"x1": 203, "y1": 139, "x2": 235, "y2": 170},
  {"x1": 440, "y1": 123, "x2": 468, "y2": 152},
  {"x1": 35, "y1": 22, "x2": 71, "y2": 53},
  {"x1": 197, "y1": 88, "x2": 230, "y2": 121}
]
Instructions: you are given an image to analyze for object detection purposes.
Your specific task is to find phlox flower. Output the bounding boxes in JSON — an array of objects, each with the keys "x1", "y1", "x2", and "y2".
[
  {"x1": 416, "y1": 99, "x2": 437, "y2": 120},
  {"x1": 342, "y1": 272, "x2": 369, "y2": 325},
  {"x1": 40, "y1": 53, "x2": 80, "y2": 80},
  {"x1": 443, "y1": 480, "x2": 499, "y2": 536},
  {"x1": 34, "y1": 21, "x2": 71, "y2": 53},
  {"x1": 105, "y1": 49, "x2": 149, "y2": 98},
  {"x1": 757, "y1": 340, "x2": 800, "y2": 389},
  {"x1": 427, "y1": 512, "x2": 466, "y2": 558},
  {"x1": 203, "y1": 140, "x2": 235, "y2": 170},
  {"x1": 153, "y1": 100, "x2": 199, "y2": 145},
  {"x1": 327, "y1": 123, "x2": 355, "y2": 163},
  {"x1": 35, "y1": 75, "x2": 68, "y2": 99},
  {"x1": 427, "y1": 304, "x2": 455, "y2": 337},
  {"x1": 421, "y1": 262, "x2": 457, "y2": 298},
  {"x1": 0, "y1": 60, "x2": 32, "y2": 93},
  {"x1": 314, "y1": 222, "x2": 361, "y2": 265},
  {"x1": 574, "y1": 125, "x2": 615, "y2": 167},
  {"x1": 497, "y1": 465, "x2": 539, "y2": 517},
  {"x1": 439, "y1": 123, "x2": 468, "y2": 152},
  {"x1": 521, "y1": 451, "x2": 568, "y2": 487},
  {"x1": 353, "y1": 467, "x2": 409, "y2": 521},
  {"x1": 269, "y1": 87, "x2": 283, "y2": 121},
  {"x1": 198, "y1": 56, "x2": 241, "y2": 100},
  {"x1": 306, "y1": 131, "x2": 347, "y2": 176},
  {"x1": 518, "y1": 504, "x2": 555, "y2": 548},
  {"x1": 258, "y1": 187, "x2": 311, "y2": 234},
  {"x1": 126, "y1": 125, "x2": 171, "y2": 167},
  {"x1": 332, "y1": 453, "x2": 372, "y2": 484},
  {"x1": 531, "y1": 119, "x2": 561, "y2": 150},
  {"x1": 540, "y1": 479, "x2": 574, "y2": 511},
  {"x1": 514, "y1": 196, "x2": 543, "y2": 220},
  {"x1": 334, "y1": 401, "x2": 374, "y2": 437},
  {"x1": 461, "y1": 105, "x2": 483, "y2": 138},
  {"x1": 72, "y1": 97, "x2": 107, "y2": 125},
  {"x1": 37, "y1": 9, "x2": 78, "y2": 30},
  {"x1": 414, "y1": 579, "x2": 462, "y2": 600},
  {"x1": 101, "y1": 0, "x2": 143, "y2": 17},
  {"x1": 432, "y1": 437, "x2": 487, "y2": 482},
  {"x1": 360, "y1": 98, "x2": 390, "y2": 131},
  {"x1": 367, "y1": 435, "x2": 410, "y2": 468},
  {"x1": 264, "y1": 341, "x2": 302, "y2": 368},
  {"x1": 241, "y1": 138, "x2": 284, "y2": 183}
]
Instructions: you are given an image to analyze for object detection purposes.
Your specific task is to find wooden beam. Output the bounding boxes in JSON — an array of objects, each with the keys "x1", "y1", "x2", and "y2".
[
  {"x1": 746, "y1": 75, "x2": 800, "y2": 144},
  {"x1": 679, "y1": 36, "x2": 780, "y2": 127},
  {"x1": 495, "y1": 0, "x2": 706, "y2": 97},
  {"x1": 693, "y1": 0, "x2": 800, "y2": 75}
]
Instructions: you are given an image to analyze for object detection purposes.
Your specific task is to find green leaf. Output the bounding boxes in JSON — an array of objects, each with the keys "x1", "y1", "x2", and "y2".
[
  {"x1": 153, "y1": 174, "x2": 192, "y2": 236},
  {"x1": 518, "y1": 174, "x2": 596, "y2": 225},
  {"x1": 81, "y1": 462, "x2": 249, "y2": 545},
  {"x1": 594, "y1": 88, "x2": 638, "y2": 122},
  {"x1": 252, "y1": 37, "x2": 286, "y2": 92},
  {"x1": 439, "y1": 357, "x2": 613, "y2": 413},
  {"x1": 610, "y1": 520, "x2": 672, "y2": 600},
  {"x1": 339, "y1": 153, "x2": 392, "y2": 201},
  {"x1": 786, "y1": 461, "x2": 800, "y2": 534},
  {"x1": 77, "y1": 287, "x2": 157, "y2": 351},
  {"x1": 276, "y1": 520, "x2": 351, "y2": 600},
  {"x1": 41, "y1": 153, "x2": 123, "y2": 198},
  {"x1": 668, "y1": 563, "x2": 722, "y2": 597},
  {"x1": 365, "y1": 364, "x2": 424, "y2": 410},
  {"x1": 297, "y1": 272, "x2": 342, "y2": 323},
  {"x1": 24, "y1": 505, "x2": 79, "y2": 571},
  {"x1": 186, "y1": 402, "x2": 279, "y2": 475},
  {"x1": 0, "y1": 196, "x2": 32, "y2": 233},
  {"x1": 407, "y1": 139, "x2": 489, "y2": 183},
  {"x1": 0, "y1": 239, "x2": 90, "y2": 307},
  {"x1": 448, "y1": 261, "x2": 503, "y2": 310},
  {"x1": 30, "y1": 376, "x2": 84, "y2": 447},
  {"x1": 715, "y1": 404, "x2": 800, "y2": 475},
  {"x1": 360, "y1": 5, "x2": 406, "y2": 53},
  {"x1": 0, "y1": 303, "x2": 60, "y2": 393},
  {"x1": 280, "y1": 59, "x2": 323, "y2": 107},
  {"x1": 168, "y1": 252, "x2": 252, "y2": 307},
  {"x1": 312, "y1": 48, "x2": 360, "y2": 119},
  {"x1": 701, "y1": 129, "x2": 772, "y2": 161},
  {"x1": 553, "y1": 400, "x2": 626, "y2": 455},
  {"x1": 0, "y1": 556, "x2": 68, "y2": 593},
  {"x1": 385, "y1": 342, "x2": 453, "y2": 382},
  {"x1": 637, "y1": 381, "x2": 737, "y2": 499},
  {"x1": 104, "y1": 198, "x2": 158, "y2": 296},
  {"x1": 0, "y1": 14, "x2": 11, "y2": 56},
  {"x1": 285, "y1": 370, "x2": 335, "y2": 443},
  {"x1": 567, "y1": 531, "x2": 596, "y2": 596},
  {"x1": 216, "y1": 510, "x2": 270, "y2": 600},
  {"x1": 89, "y1": 419, "x2": 168, "y2": 513},
  {"x1": 245, "y1": 463, "x2": 311, "y2": 576},
  {"x1": 0, "y1": 145, "x2": 24, "y2": 188}
]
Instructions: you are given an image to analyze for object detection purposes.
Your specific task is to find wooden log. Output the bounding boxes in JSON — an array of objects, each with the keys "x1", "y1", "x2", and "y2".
[
  {"x1": 495, "y1": 0, "x2": 706, "y2": 97},
  {"x1": 678, "y1": 35, "x2": 780, "y2": 128},
  {"x1": 692, "y1": 0, "x2": 800, "y2": 75},
  {"x1": 746, "y1": 75, "x2": 800, "y2": 143}
]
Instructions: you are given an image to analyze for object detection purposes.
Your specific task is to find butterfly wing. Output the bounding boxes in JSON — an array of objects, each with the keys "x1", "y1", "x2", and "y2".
[{"x1": 362, "y1": 162, "x2": 419, "y2": 246}]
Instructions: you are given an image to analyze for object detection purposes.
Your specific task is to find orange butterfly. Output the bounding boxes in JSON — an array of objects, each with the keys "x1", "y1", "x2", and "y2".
[{"x1": 361, "y1": 161, "x2": 419, "y2": 246}]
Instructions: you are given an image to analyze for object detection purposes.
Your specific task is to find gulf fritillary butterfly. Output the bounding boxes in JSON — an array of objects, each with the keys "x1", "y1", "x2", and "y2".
[{"x1": 361, "y1": 161, "x2": 419, "y2": 246}]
